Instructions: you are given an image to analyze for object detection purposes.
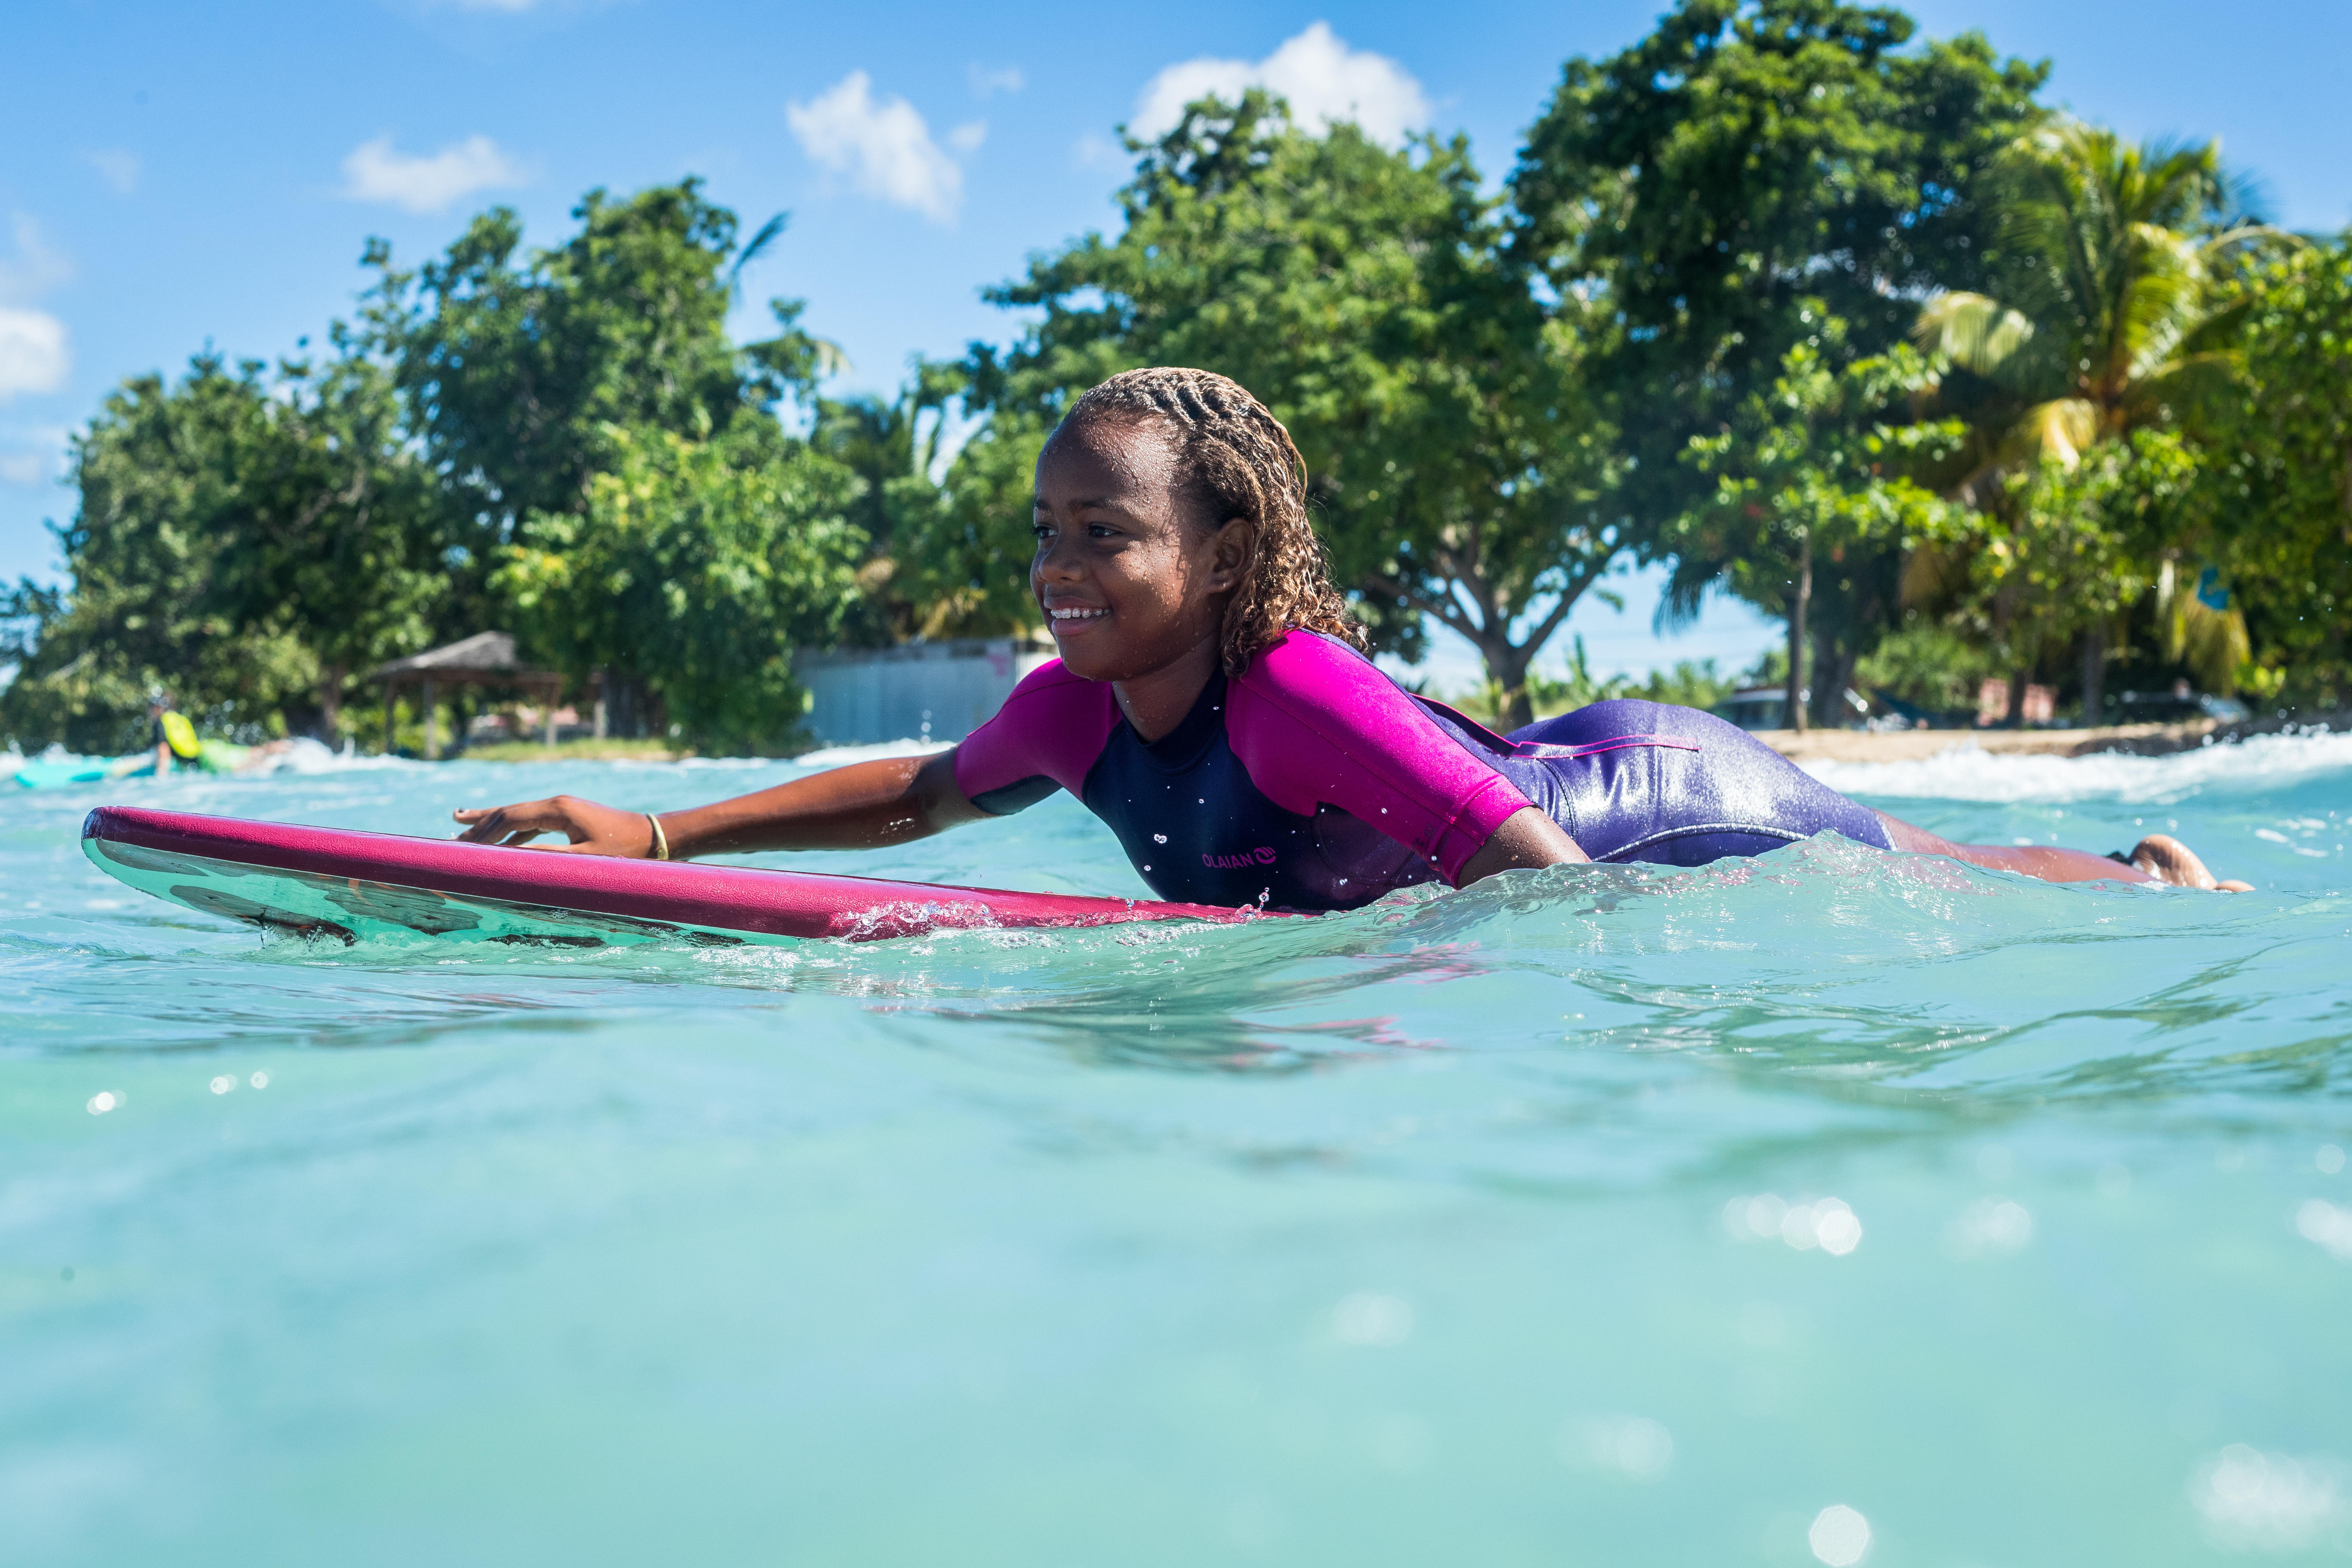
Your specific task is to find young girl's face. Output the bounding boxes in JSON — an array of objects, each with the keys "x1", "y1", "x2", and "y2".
[{"x1": 1031, "y1": 419, "x2": 1248, "y2": 684}]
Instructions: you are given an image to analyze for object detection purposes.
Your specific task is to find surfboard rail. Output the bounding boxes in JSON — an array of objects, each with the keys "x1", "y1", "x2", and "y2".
[{"x1": 81, "y1": 806, "x2": 1268, "y2": 943}]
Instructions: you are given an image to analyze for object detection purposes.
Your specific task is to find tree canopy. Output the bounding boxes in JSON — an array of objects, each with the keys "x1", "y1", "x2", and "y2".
[
  {"x1": 962, "y1": 90, "x2": 1620, "y2": 725},
  {"x1": 1512, "y1": 0, "x2": 2046, "y2": 522},
  {"x1": 8, "y1": 1, "x2": 2352, "y2": 757},
  {"x1": 1, "y1": 350, "x2": 443, "y2": 752}
]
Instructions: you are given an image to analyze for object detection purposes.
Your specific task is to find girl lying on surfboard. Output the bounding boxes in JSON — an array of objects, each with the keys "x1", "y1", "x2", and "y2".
[{"x1": 455, "y1": 368, "x2": 2250, "y2": 904}]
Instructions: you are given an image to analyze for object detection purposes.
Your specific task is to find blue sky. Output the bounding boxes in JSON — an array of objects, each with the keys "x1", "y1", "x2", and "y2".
[{"x1": 4, "y1": 0, "x2": 2346, "y2": 689}]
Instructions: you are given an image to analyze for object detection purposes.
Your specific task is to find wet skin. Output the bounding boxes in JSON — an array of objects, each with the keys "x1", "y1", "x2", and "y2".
[{"x1": 452, "y1": 421, "x2": 2242, "y2": 891}]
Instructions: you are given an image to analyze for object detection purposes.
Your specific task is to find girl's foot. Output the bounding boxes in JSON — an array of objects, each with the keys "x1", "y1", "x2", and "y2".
[{"x1": 2131, "y1": 834, "x2": 2254, "y2": 892}]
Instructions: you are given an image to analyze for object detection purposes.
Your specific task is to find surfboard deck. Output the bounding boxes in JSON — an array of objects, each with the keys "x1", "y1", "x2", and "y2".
[{"x1": 81, "y1": 806, "x2": 1266, "y2": 947}]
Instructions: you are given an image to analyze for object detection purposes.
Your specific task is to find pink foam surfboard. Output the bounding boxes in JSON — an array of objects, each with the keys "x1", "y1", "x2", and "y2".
[{"x1": 82, "y1": 806, "x2": 1263, "y2": 946}]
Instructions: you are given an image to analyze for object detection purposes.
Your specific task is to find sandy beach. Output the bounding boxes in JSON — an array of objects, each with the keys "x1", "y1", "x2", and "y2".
[{"x1": 1755, "y1": 714, "x2": 2341, "y2": 764}]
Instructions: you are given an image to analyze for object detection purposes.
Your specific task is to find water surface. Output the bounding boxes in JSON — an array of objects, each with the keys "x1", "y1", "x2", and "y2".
[{"x1": 5, "y1": 736, "x2": 2349, "y2": 1565}]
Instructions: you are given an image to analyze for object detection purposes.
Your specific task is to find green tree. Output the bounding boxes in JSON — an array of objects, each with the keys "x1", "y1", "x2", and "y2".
[
  {"x1": 360, "y1": 181, "x2": 831, "y2": 523},
  {"x1": 963, "y1": 91, "x2": 1621, "y2": 726},
  {"x1": 2200, "y1": 235, "x2": 2352, "y2": 707},
  {"x1": 3, "y1": 180, "x2": 866, "y2": 757},
  {"x1": 356, "y1": 181, "x2": 845, "y2": 719},
  {"x1": 810, "y1": 362, "x2": 1014, "y2": 643},
  {"x1": 1911, "y1": 121, "x2": 2290, "y2": 710},
  {"x1": 206, "y1": 342, "x2": 447, "y2": 735},
  {"x1": 494, "y1": 420, "x2": 865, "y2": 755},
  {"x1": 1675, "y1": 331, "x2": 1961, "y2": 729},
  {"x1": 1512, "y1": 0, "x2": 2046, "y2": 530},
  {"x1": 1919, "y1": 432, "x2": 2201, "y2": 721},
  {"x1": 0, "y1": 351, "x2": 443, "y2": 752}
]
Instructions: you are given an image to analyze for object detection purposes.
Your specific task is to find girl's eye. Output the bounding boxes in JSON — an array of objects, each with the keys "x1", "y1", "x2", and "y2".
[
  {"x1": 1030, "y1": 521, "x2": 1053, "y2": 540},
  {"x1": 1087, "y1": 524, "x2": 1116, "y2": 538}
]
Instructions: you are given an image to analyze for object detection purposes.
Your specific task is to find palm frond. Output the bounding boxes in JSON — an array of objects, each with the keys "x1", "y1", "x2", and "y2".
[
  {"x1": 805, "y1": 337, "x2": 852, "y2": 380},
  {"x1": 2122, "y1": 352, "x2": 2240, "y2": 437},
  {"x1": 1913, "y1": 293, "x2": 2038, "y2": 381},
  {"x1": 2156, "y1": 560, "x2": 2251, "y2": 694},
  {"x1": 2014, "y1": 398, "x2": 2099, "y2": 469},
  {"x1": 729, "y1": 213, "x2": 790, "y2": 297}
]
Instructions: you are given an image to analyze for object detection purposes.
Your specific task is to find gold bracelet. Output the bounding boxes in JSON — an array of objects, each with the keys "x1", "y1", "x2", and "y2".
[{"x1": 645, "y1": 812, "x2": 670, "y2": 861}]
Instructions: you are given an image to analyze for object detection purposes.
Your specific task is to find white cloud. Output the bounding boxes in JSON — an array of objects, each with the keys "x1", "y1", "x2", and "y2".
[
  {"x1": 85, "y1": 150, "x2": 141, "y2": 195},
  {"x1": 340, "y1": 135, "x2": 527, "y2": 214},
  {"x1": 0, "y1": 310, "x2": 70, "y2": 401},
  {"x1": 947, "y1": 120, "x2": 987, "y2": 155},
  {"x1": 968, "y1": 64, "x2": 1024, "y2": 98},
  {"x1": 0, "y1": 427, "x2": 67, "y2": 485},
  {"x1": 786, "y1": 72, "x2": 966, "y2": 223},
  {"x1": 0, "y1": 217, "x2": 71, "y2": 400},
  {"x1": 0, "y1": 215, "x2": 73, "y2": 303},
  {"x1": 1071, "y1": 130, "x2": 1126, "y2": 171},
  {"x1": 1130, "y1": 21, "x2": 1430, "y2": 147}
]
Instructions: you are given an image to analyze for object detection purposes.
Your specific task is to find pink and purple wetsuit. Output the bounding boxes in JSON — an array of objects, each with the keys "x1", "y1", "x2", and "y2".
[{"x1": 953, "y1": 630, "x2": 1891, "y2": 911}]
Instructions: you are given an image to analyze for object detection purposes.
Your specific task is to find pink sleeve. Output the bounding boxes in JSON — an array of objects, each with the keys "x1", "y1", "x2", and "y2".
[
  {"x1": 1228, "y1": 632, "x2": 1532, "y2": 882},
  {"x1": 952, "y1": 658, "x2": 1121, "y2": 812}
]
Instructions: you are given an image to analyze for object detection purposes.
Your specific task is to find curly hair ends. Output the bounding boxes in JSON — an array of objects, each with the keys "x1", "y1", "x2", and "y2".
[{"x1": 1060, "y1": 367, "x2": 1367, "y2": 677}]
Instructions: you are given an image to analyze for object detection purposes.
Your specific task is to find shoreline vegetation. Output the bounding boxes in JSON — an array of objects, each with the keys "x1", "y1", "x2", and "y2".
[
  {"x1": 1761, "y1": 710, "x2": 2352, "y2": 764},
  {"x1": 439, "y1": 707, "x2": 2352, "y2": 769},
  {"x1": 4, "y1": 0, "x2": 2347, "y2": 763},
  {"x1": 458, "y1": 737, "x2": 689, "y2": 764}
]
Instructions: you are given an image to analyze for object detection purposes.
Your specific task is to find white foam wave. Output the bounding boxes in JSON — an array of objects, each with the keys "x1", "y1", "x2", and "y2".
[
  {"x1": 250, "y1": 738, "x2": 410, "y2": 775},
  {"x1": 1802, "y1": 730, "x2": 2352, "y2": 805}
]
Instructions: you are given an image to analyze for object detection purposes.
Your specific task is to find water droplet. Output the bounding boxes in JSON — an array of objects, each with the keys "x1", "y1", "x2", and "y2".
[
  {"x1": 1809, "y1": 1504, "x2": 1871, "y2": 1565},
  {"x1": 1332, "y1": 1292, "x2": 1413, "y2": 1346}
]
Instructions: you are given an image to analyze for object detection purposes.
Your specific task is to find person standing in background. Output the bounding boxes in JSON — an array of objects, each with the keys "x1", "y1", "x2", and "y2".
[
  {"x1": 148, "y1": 692, "x2": 201, "y2": 777},
  {"x1": 142, "y1": 691, "x2": 291, "y2": 778}
]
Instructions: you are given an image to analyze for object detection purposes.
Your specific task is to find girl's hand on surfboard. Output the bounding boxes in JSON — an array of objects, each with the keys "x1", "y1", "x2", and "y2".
[{"x1": 453, "y1": 795, "x2": 657, "y2": 857}]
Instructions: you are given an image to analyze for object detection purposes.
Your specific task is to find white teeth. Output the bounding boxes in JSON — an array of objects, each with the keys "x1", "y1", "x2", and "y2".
[{"x1": 1049, "y1": 607, "x2": 1104, "y2": 621}]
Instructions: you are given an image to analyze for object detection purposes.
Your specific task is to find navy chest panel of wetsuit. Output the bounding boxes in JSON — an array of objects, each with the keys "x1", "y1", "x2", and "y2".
[{"x1": 1080, "y1": 673, "x2": 1439, "y2": 911}]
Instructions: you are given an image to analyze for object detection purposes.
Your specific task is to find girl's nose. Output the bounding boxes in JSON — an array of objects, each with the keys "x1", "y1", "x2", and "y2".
[{"x1": 1036, "y1": 535, "x2": 1085, "y2": 580}]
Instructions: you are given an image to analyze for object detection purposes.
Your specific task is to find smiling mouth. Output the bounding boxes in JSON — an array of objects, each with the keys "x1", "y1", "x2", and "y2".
[{"x1": 1047, "y1": 606, "x2": 1107, "y2": 628}]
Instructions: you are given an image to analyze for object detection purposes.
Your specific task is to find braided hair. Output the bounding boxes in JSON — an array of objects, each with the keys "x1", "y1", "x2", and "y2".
[{"x1": 1058, "y1": 367, "x2": 1367, "y2": 677}]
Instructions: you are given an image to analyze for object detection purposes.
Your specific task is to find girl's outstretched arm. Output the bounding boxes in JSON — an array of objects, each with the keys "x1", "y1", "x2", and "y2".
[
  {"x1": 1875, "y1": 812, "x2": 2252, "y2": 891},
  {"x1": 451, "y1": 750, "x2": 985, "y2": 860}
]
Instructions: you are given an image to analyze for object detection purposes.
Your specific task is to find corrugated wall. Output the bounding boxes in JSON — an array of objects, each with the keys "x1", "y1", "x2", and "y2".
[{"x1": 794, "y1": 640, "x2": 1056, "y2": 745}]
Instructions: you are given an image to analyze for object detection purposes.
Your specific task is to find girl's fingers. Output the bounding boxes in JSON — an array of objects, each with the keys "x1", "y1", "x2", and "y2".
[
  {"x1": 454, "y1": 798, "x2": 574, "y2": 842},
  {"x1": 455, "y1": 796, "x2": 634, "y2": 854}
]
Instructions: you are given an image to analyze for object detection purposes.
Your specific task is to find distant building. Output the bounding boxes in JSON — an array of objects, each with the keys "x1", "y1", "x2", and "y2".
[
  {"x1": 1714, "y1": 686, "x2": 1790, "y2": 731},
  {"x1": 1713, "y1": 685, "x2": 1882, "y2": 732},
  {"x1": 1977, "y1": 679, "x2": 2055, "y2": 727},
  {"x1": 794, "y1": 638, "x2": 1055, "y2": 747},
  {"x1": 366, "y1": 630, "x2": 566, "y2": 759}
]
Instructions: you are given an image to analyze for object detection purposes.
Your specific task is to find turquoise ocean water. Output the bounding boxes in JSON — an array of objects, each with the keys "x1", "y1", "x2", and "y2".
[{"x1": 5, "y1": 735, "x2": 2350, "y2": 1565}]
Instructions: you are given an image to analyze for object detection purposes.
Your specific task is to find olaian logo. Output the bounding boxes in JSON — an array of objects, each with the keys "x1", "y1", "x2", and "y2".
[{"x1": 1201, "y1": 846, "x2": 1277, "y2": 870}]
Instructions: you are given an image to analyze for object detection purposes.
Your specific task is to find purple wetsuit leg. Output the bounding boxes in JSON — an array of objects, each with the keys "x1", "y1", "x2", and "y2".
[{"x1": 1505, "y1": 700, "x2": 1892, "y2": 867}]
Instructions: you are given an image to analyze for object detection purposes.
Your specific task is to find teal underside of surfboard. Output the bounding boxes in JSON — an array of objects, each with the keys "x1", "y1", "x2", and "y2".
[
  {"x1": 83, "y1": 835, "x2": 783, "y2": 950},
  {"x1": 14, "y1": 756, "x2": 152, "y2": 790}
]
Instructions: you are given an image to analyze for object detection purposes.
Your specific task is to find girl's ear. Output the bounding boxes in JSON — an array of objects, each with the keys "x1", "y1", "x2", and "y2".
[{"x1": 1206, "y1": 516, "x2": 1255, "y2": 593}]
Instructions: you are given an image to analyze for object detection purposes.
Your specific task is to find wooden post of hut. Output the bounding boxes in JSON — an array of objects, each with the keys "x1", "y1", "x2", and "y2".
[{"x1": 365, "y1": 632, "x2": 570, "y2": 759}]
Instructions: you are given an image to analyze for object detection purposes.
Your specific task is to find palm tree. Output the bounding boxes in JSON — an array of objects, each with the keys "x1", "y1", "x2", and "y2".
[
  {"x1": 812, "y1": 366, "x2": 987, "y2": 643},
  {"x1": 1911, "y1": 121, "x2": 2288, "y2": 718}
]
